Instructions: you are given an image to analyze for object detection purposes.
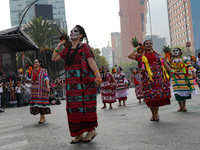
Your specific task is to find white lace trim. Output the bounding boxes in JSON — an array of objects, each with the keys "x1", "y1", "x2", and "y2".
[
  {"x1": 29, "y1": 105, "x2": 50, "y2": 108},
  {"x1": 173, "y1": 90, "x2": 199, "y2": 97},
  {"x1": 116, "y1": 90, "x2": 129, "y2": 98}
]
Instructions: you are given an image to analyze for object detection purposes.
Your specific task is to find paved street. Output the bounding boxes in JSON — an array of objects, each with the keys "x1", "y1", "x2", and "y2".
[{"x1": 1, "y1": 87, "x2": 200, "y2": 150}]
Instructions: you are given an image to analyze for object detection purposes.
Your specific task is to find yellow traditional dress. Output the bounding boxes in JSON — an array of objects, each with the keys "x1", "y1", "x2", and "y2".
[{"x1": 171, "y1": 56, "x2": 198, "y2": 101}]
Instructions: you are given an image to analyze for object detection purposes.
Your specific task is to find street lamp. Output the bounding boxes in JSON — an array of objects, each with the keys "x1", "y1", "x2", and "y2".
[
  {"x1": 18, "y1": 0, "x2": 38, "y2": 80},
  {"x1": 183, "y1": 0, "x2": 190, "y2": 56}
]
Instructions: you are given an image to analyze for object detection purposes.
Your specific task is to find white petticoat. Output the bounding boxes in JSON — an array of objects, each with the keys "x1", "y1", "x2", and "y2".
[{"x1": 116, "y1": 90, "x2": 129, "y2": 98}]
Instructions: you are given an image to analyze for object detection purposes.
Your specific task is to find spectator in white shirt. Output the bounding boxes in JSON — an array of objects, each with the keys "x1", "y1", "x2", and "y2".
[
  {"x1": 15, "y1": 82, "x2": 21, "y2": 107},
  {"x1": 0, "y1": 81, "x2": 3, "y2": 112}
]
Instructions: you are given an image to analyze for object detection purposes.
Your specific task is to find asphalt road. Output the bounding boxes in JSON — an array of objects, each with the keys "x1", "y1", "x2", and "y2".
[{"x1": 1, "y1": 86, "x2": 200, "y2": 150}]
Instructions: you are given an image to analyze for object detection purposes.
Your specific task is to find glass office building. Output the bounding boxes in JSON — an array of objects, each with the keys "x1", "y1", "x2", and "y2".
[
  {"x1": 190, "y1": 0, "x2": 200, "y2": 55},
  {"x1": 167, "y1": 0, "x2": 200, "y2": 55},
  {"x1": 9, "y1": 0, "x2": 67, "y2": 31}
]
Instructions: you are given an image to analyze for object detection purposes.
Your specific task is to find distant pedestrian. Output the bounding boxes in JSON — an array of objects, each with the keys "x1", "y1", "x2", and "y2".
[
  {"x1": 132, "y1": 68, "x2": 144, "y2": 103},
  {"x1": 114, "y1": 66, "x2": 129, "y2": 106},
  {"x1": 15, "y1": 82, "x2": 21, "y2": 107},
  {"x1": 28, "y1": 59, "x2": 51, "y2": 124},
  {"x1": 128, "y1": 40, "x2": 172, "y2": 121},
  {"x1": 101, "y1": 66, "x2": 117, "y2": 109},
  {"x1": 52, "y1": 25, "x2": 101, "y2": 143},
  {"x1": 0, "y1": 81, "x2": 3, "y2": 112}
]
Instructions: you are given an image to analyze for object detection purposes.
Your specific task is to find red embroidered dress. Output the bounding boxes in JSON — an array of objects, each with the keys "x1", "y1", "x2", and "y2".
[
  {"x1": 136, "y1": 51, "x2": 171, "y2": 108},
  {"x1": 114, "y1": 73, "x2": 129, "y2": 101},
  {"x1": 28, "y1": 68, "x2": 51, "y2": 115},
  {"x1": 101, "y1": 73, "x2": 116, "y2": 103},
  {"x1": 59, "y1": 43, "x2": 98, "y2": 137},
  {"x1": 133, "y1": 73, "x2": 144, "y2": 100}
]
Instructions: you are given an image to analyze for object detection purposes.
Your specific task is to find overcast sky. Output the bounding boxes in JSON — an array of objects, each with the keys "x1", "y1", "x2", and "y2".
[{"x1": 0, "y1": 0, "x2": 170, "y2": 49}]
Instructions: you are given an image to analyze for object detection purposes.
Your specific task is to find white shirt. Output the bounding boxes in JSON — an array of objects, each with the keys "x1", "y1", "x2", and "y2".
[
  {"x1": 25, "y1": 83, "x2": 31, "y2": 94},
  {"x1": 0, "y1": 86, "x2": 3, "y2": 93},
  {"x1": 15, "y1": 86, "x2": 21, "y2": 93}
]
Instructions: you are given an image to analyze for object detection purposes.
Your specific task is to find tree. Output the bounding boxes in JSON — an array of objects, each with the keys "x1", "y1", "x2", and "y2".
[
  {"x1": 16, "y1": 17, "x2": 65, "y2": 78},
  {"x1": 92, "y1": 48, "x2": 108, "y2": 69},
  {"x1": 25, "y1": 16, "x2": 60, "y2": 54}
]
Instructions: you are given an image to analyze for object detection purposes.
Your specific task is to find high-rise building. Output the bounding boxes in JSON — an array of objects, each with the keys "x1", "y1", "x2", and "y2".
[
  {"x1": 110, "y1": 32, "x2": 122, "y2": 66},
  {"x1": 145, "y1": 35, "x2": 167, "y2": 53},
  {"x1": 119, "y1": 0, "x2": 147, "y2": 63},
  {"x1": 101, "y1": 45, "x2": 113, "y2": 67},
  {"x1": 9, "y1": 0, "x2": 67, "y2": 31},
  {"x1": 167, "y1": 0, "x2": 200, "y2": 55}
]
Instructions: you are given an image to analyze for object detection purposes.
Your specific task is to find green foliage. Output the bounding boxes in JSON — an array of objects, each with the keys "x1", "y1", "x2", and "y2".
[
  {"x1": 131, "y1": 37, "x2": 139, "y2": 48},
  {"x1": 161, "y1": 45, "x2": 190, "y2": 57},
  {"x1": 25, "y1": 16, "x2": 60, "y2": 52},
  {"x1": 117, "y1": 61, "x2": 138, "y2": 80},
  {"x1": 92, "y1": 48, "x2": 108, "y2": 69},
  {"x1": 16, "y1": 16, "x2": 65, "y2": 78},
  {"x1": 170, "y1": 45, "x2": 190, "y2": 56},
  {"x1": 163, "y1": 45, "x2": 171, "y2": 53},
  {"x1": 16, "y1": 50, "x2": 64, "y2": 78}
]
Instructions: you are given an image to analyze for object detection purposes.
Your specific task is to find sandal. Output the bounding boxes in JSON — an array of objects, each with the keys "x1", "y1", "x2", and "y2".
[
  {"x1": 70, "y1": 135, "x2": 84, "y2": 144},
  {"x1": 118, "y1": 104, "x2": 122, "y2": 107},
  {"x1": 109, "y1": 107, "x2": 113, "y2": 109},
  {"x1": 150, "y1": 116, "x2": 154, "y2": 121},
  {"x1": 38, "y1": 119, "x2": 46, "y2": 124},
  {"x1": 82, "y1": 131, "x2": 97, "y2": 143},
  {"x1": 177, "y1": 108, "x2": 182, "y2": 112},
  {"x1": 182, "y1": 108, "x2": 187, "y2": 112},
  {"x1": 123, "y1": 102, "x2": 126, "y2": 106},
  {"x1": 101, "y1": 106, "x2": 106, "y2": 109},
  {"x1": 154, "y1": 116, "x2": 160, "y2": 122}
]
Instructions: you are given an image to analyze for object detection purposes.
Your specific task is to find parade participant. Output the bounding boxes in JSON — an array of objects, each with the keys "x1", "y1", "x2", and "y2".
[
  {"x1": 195, "y1": 53, "x2": 200, "y2": 89},
  {"x1": 28, "y1": 59, "x2": 51, "y2": 124},
  {"x1": 114, "y1": 66, "x2": 129, "y2": 106},
  {"x1": 111, "y1": 68, "x2": 116, "y2": 76},
  {"x1": 51, "y1": 25, "x2": 101, "y2": 143},
  {"x1": 128, "y1": 40, "x2": 172, "y2": 121},
  {"x1": 101, "y1": 66, "x2": 117, "y2": 109},
  {"x1": 0, "y1": 81, "x2": 3, "y2": 112},
  {"x1": 132, "y1": 68, "x2": 144, "y2": 103},
  {"x1": 171, "y1": 48, "x2": 198, "y2": 112}
]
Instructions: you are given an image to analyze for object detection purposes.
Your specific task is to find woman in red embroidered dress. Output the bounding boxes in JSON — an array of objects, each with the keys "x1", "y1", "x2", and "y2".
[
  {"x1": 28, "y1": 59, "x2": 51, "y2": 124},
  {"x1": 101, "y1": 66, "x2": 117, "y2": 109},
  {"x1": 128, "y1": 40, "x2": 173, "y2": 121},
  {"x1": 51, "y1": 25, "x2": 102, "y2": 143}
]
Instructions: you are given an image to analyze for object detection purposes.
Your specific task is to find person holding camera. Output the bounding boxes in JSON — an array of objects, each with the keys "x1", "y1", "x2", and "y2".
[{"x1": 52, "y1": 25, "x2": 101, "y2": 143}]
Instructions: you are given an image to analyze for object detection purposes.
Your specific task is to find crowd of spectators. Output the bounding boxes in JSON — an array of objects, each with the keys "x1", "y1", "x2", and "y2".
[{"x1": 0, "y1": 77, "x2": 65, "y2": 112}]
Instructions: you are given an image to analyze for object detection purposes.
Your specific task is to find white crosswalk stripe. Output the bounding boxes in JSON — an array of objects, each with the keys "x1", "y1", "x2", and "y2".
[{"x1": 0, "y1": 117, "x2": 28, "y2": 150}]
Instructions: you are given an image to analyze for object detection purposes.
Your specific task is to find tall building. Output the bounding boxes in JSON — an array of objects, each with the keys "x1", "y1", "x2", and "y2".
[
  {"x1": 145, "y1": 35, "x2": 167, "y2": 53},
  {"x1": 9, "y1": 0, "x2": 67, "y2": 31},
  {"x1": 110, "y1": 32, "x2": 122, "y2": 66},
  {"x1": 101, "y1": 45, "x2": 113, "y2": 67},
  {"x1": 167, "y1": 0, "x2": 200, "y2": 55},
  {"x1": 119, "y1": 0, "x2": 147, "y2": 62}
]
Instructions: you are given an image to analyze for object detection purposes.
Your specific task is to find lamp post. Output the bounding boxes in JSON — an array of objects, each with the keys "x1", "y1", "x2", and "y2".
[
  {"x1": 183, "y1": 0, "x2": 190, "y2": 56},
  {"x1": 18, "y1": 0, "x2": 38, "y2": 80}
]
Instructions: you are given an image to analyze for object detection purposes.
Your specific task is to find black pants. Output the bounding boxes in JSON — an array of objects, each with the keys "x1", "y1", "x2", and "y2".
[{"x1": 16, "y1": 93, "x2": 21, "y2": 107}]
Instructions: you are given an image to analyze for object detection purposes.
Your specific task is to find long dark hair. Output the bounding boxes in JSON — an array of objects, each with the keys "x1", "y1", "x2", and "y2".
[
  {"x1": 35, "y1": 58, "x2": 43, "y2": 68},
  {"x1": 75, "y1": 25, "x2": 89, "y2": 44},
  {"x1": 143, "y1": 39, "x2": 152, "y2": 46},
  {"x1": 65, "y1": 25, "x2": 88, "y2": 66}
]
